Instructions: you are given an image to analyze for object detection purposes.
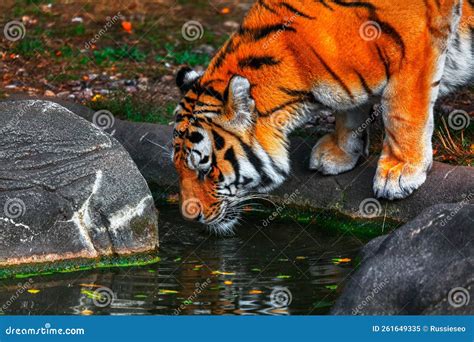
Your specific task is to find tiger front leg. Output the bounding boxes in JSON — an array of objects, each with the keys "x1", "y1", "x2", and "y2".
[
  {"x1": 310, "y1": 105, "x2": 371, "y2": 175},
  {"x1": 373, "y1": 66, "x2": 436, "y2": 200}
]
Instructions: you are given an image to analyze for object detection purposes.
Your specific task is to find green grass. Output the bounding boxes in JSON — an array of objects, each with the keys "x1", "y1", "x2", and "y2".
[
  {"x1": 434, "y1": 115, "x2": 473, "y2": 166},
  {"x1": 162, "y1": 44, "x2": 211, "y2": 66},
  {"x1": 88, "y1": 95, "x2": 177, "y2": 125},
  {"x1": 12, "y1": 38, "x2": 45, "y2": 56},
  {"x1": 93, "y1": 46, "x2": 147, "y2": 64}
]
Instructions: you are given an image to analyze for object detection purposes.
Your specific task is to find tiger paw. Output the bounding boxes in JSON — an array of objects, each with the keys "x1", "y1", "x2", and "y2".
[
  {"x1": 373, "y1": 161, "x2": 428, "y2": 200},
  {"x1": 309, "y1": 134, "x2": 361, "y2": 175}
]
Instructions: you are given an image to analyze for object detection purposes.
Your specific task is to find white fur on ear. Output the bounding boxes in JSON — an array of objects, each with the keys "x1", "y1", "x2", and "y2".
[
  {"x1": 184, "y1": 70, "x2": 202, "y2": 84},
  {"x1": 228, "y1": 76, "x2": 255, "y2": 128},
  {"x1": 176, "y1": 67, "x2": 203, "y2": 94}
]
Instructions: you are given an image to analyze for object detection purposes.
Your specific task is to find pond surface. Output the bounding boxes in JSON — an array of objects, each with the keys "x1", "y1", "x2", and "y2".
[{"x1": 0, "y1": 208, "x2": 365, "y2": 315}]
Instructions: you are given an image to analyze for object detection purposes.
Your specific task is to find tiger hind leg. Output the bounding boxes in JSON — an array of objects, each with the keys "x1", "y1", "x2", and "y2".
[{"x1": 309, "y1": 104, "x2": 372, "y2": 175}]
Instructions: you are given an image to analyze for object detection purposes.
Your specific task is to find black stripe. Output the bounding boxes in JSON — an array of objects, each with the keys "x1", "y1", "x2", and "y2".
[
  {"x1": 179, "y1": 101, "x2": 193, "y2": 112},
  {"x1": 240, "y1": 24, "x2": 297, "y2": 41},
  {"x1": 279, "y1": 87, "x2": 313, "y2": 99},
  {"x1": 262, "y1": 98, "x2": 302, "y2": 116},
  {"x1": 241, "y1": 143, "x2": 273, "y2": 188},
  {"x1": 238, "y1": 56, "x2": 280, "y2": 69},
  {"x1": 194, "y1": 110, "x2": 221, "y2": 115},
  {"x1": 224, "y1": 147, "x2": 240, "y2": 185},
  {"x1": 258, "y1": 0, "x2": 278, "y2": 14},
  {"x1": 188, "y1": 131, "x2": 204, "y2": 143},
  {"x1": 211, "y1": 129, "x2": 225, "y2": 150},
  {"x1": 332, "y1": 0, "x2": 375, "y2": 11},
  {"x1": 372, "y1": 21, "x2": 405, "y2": 58},
  {"x1": 211, "y1": 39, "x2": 237, "y2": 72},
  {"x1": 375, "y1": 44, "x2": 391, "y2": 81},
  {"x1": 183, "y1": 96, "x2": 196, "y2": 103},
  {"x1": 318, "y1": 0, "x2": 334, "y2": 11},
  {"x1": 354, "y1": 70, "x2": 373, "y2": 96},
  {"x1": 310, "y1": 47, "x2": 354, "y2": 100},
  {"x1": 280, "y1": 2, "x2": 315, "y2": 19},
  {"x1": 195, "y1": 101, "x2": 220, "y2": 108},
  {"x1": 193, "y1": 83, "x2": 224, "y2": 103},
  {"x1": 203, "y1": 86, "x2": 224, "y2": 103},
  {"x1": 332, "y1": 0, "x2": 405, "y2": 58},
  {"x1": 278, "y1": 87, "x2": 323, "y2": 105},
  {"x1": 210, "y1": 122, "x2": 275, "y2": 187}
]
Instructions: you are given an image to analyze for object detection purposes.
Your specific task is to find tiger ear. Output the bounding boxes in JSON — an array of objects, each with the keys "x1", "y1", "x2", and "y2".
[
  {"x1": 226, "y1": 75, "x2": 255, "y2": 128},
  {"x1": 176, "y1": 67, "x2": 201, "y2": 94}
]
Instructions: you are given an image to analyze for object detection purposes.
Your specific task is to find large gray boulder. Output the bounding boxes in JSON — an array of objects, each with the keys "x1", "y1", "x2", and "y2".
[
  {"x1": 0, "y1": 100, "x2": 158, "y2": 268},
  {"x1": 331, "y1": 203, "x2": 474, "y2": 315}
]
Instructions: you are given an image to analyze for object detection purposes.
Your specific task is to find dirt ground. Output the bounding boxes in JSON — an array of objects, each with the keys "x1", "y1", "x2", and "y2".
[{"x1": 0, "y1": 0, "x2": 472, "y2": 165}]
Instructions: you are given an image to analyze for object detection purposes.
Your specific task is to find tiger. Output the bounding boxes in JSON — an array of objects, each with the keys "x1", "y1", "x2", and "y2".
[{"x1": 172, "y1": 0, "x2": 474, "y2": 233}]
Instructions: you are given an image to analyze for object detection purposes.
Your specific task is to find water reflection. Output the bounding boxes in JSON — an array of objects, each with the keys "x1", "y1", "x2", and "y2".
[{"x1": 0, "y1": 208, "x2": 363, "y2": 315}]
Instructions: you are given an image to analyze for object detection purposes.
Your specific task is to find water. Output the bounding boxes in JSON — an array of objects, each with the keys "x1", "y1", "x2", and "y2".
[{"x1": 0, "y1": 208, "x2": 364, "y2": 315}]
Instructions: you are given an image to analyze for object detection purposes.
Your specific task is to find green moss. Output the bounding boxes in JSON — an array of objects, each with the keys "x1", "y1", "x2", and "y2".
[
  {"x1": 0, "y1": 254, "x2": 160, "y2": 280},
  {"x1": 87, "y1": 95, "x2": 176, "y2": 125}
]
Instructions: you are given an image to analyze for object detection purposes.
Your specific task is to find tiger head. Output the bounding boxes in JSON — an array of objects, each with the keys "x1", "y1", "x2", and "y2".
[{"x1": 172, "y1": 67, "x2": 287, "y2": 233}]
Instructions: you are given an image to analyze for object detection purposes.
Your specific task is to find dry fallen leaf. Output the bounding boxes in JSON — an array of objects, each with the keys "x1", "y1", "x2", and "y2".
[
  {"x1": 249, "y1": 290, "x2": 263, "y2": 295},
  {"x1": 122, "y1": 21, "x2": 132, "y2": 33},
  {"x1": 79, "y1": 283, "x2": 103, "y2": 288},
  {"x1": 212, "y1": 271, "x2": 235, "y2": 276}
]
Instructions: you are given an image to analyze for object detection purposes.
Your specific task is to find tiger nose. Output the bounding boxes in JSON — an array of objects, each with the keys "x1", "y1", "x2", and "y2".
[{"x1": 181, "y1": 198, "x2": 203, "y2": 221}]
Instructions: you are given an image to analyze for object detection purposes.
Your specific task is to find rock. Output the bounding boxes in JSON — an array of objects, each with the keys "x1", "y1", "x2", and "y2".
[
  {"x1": 193, "y1": 44, "x2": 216, "y2": 55},
  {"x1": 161, "y1": 75, "x2": 174, "y2": 82},
  {"x1": 44, "y1": 90, "x2": 55, "y2": 97},
  {"x1": 56, "y1": 91, "x2": 70, "y2": 98},
  {"x1": 331, "y1": 203, "x2": 474, "y2": 315},
  {"x1": 223, "y1": 20, "x2": 240, "y2": 30},
  {"x1": 0, "y1": 100, "x2": 158, "y2": 268}
]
